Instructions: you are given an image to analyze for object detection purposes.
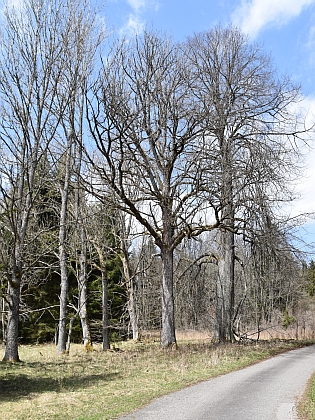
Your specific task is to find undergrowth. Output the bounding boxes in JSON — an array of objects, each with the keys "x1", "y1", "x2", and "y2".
[{"x1": 0, "y1": 339, "x2": 313, "y2": 420}]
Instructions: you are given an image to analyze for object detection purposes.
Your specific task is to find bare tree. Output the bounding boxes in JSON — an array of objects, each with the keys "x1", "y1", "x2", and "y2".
[
  {"x1": 173, "y1": 236, "x2": 217, "y2": 331},
  {"x1": 118, "y1": 212, "x2": 140, "y2": 341},
  {"x1": 132, "y1": 236, "x2": 162, "y2": 334},
  {"x1": 73, "y1": 179, "x2": 92, "y2": 350},
  {"x1": 52, "y1": 0, "x2": 102, "y2": 354},
  {"x1": 0, "y1": 0, "x2": 103, "y2": 359},
  {"x1": 185, "y1": 26, "x2": 311, "y2": 341},
  {"x1": 85, "y1": 32, "x2": 220, "y2": 348},
  {"x1": 84, "y1": 202, "x2": 120, "y2": 351},
  {"x1": 0, "y1": 0, "x2": 73, "y2": 361}
]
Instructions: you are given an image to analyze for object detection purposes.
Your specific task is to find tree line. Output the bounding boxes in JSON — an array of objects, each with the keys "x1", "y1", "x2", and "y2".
[{"x1": 0, "y1": 0, "x2": 314, "y2": 361}]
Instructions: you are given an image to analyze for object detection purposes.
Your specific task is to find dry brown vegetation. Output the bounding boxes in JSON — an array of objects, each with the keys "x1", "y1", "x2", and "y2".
[
  {"x1": 298, "y1": 373, "x2": 315, "y2": 420},
  {"x1": 1, "y1": 337, "x2": 314, "y2": 420}
]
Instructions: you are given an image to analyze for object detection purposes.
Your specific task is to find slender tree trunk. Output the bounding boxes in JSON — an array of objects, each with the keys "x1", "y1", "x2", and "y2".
[
  {"x1": 58, "y1": 230, "x2": 68, "y2": 354},
  {"x1": 119, "y1": 214, "x2": 139, "y2": 341},
  {"x1": 1, "y1": 297, "x2": 6, "y2": 343},
  {"x1": 74, "y1": 96, "x2": 92, "y2": 350},
  {"x1": 92, "y1": 245, "x2": 110, "y2": 351},
  {"x1": 101, "y1": 266, "x2": 110, "y2": 350},
  {"x1": 160, "y1": 245, "x2": 176, "y2": 348},
  {"x1": 66, "y1": 311, "x2": 79, "y2": 353},
  {"x1": 121, "y1": 254, "x2": 139, "y2": 341},
  {"x1": 78, "y1": 227, "x2": 91, "y2": 349},
  {"x1": 57, "y1": 144, "x2": 72, "y2": 355},
  {"x1": 127, "y1": 280, "x2": 138, "y2": 341},
  {"x1": 79, "y1": 282, "x2": 90, "y2": 348}
]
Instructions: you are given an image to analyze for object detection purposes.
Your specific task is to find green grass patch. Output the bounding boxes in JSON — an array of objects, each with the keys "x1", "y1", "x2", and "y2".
[
  {"x1": 298, "y1": 372, "x2": 315, "y2": 420},
  {"x1": 0, "y1": 339, "x2": 313, "y2": 420}
]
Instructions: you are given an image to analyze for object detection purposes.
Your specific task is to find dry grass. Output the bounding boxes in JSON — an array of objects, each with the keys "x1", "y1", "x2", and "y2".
[
  {"x1": 241, "y1": 325, "x2": 315, "y2": 341},
  {"x1": 0, "y1": 339, "x2": 313, "y2": 420},
  {"x1": 298, "y1": 373, "x2": 315, "y2": 420}
]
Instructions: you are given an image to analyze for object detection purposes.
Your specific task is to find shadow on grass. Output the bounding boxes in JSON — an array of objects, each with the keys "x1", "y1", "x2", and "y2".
[{"x1": 0, "y1": 364, "x2": 119, "y2": 402}]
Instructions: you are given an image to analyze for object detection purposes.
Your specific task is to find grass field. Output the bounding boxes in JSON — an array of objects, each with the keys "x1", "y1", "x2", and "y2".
[
  {"x1": 298, "y1": 372, "x2": 315, "y2": 420},
  {"x1": 0, "y1": 339, "x2": 314, "y2": 420}
]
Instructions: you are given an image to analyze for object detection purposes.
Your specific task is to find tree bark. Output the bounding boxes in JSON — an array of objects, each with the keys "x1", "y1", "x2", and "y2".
[
  {"x1": 121, "y1": 252, "x2": 139, "y2": 341},
  {"x1": 57, "y1": 144, "x2": 72, "y2": 355},
  {"x1": 216, "y1": 228, "x2": 235, "y2": 342},
  {"x1": 78, "y1": 229, "x2": 91, "y2": 349},
  {"x1": 58, "y1": 238, "x2": 68, "y2": 354},
  {"x1": 161, "y1": 246, "x2": 176, "y2": 348},
  {"x1": 3, "y1": 168, "x2": 36, "y2": 361},
  {"x1": 102, "y1": 266, "x2": 110, "y2": 350},
  {"x1": 3, "y1": 271, "x2": 21, "y2": 362},
  {"x1": 1, "y1": 297, "x2": 5, "y2": 343},
  {"x1": 127, "y1": 279, "x2": 139, "y2": 341}
]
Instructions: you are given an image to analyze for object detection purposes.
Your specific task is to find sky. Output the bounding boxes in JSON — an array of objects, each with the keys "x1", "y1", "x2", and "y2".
[{"x1": 102, "y1": 0, "x2": 315, "y2": 252}]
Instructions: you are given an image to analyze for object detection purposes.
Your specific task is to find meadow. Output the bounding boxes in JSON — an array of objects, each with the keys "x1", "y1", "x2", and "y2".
[{"x1": 1, "y1": 335, "x2": 314, "y2": 420}]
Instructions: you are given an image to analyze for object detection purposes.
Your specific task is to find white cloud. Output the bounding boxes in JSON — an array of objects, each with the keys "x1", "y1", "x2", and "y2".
[
  {"x1": 127, "y1": 0, "x2": 159, "y2": 12},
  {"x1": 232, "y1": 0, "x2": 315, "y2": 38},
  {"x1": 119, "y1": 13, "x2": 144, "y2": 36},
  {"x1": 285, "y1": 96, "x2": 315, "y2": 220},
  {"x1": 307, "y1": 25, "x2": 315, "y2": 66},
  {"x1": 127, "y1": 0, "x2": 146, "y2": 10},
  {"x1": 120, "y1": 0, "x2": 159, "y2": 37}
]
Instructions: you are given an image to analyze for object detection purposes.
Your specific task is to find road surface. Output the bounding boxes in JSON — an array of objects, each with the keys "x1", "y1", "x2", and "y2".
[{"x1": 118, "y1": 344, "x2": 315, "y2": 420}]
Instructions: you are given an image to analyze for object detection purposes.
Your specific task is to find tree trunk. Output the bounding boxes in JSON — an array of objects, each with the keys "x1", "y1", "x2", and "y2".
[
  {"x1": 57, "y1": 145, "x2": 71, "y2": 355},
  {"x1": 79, "y1": 275, "x2": 91, "y2": 349},
  {"x1": 1, "y1": 297, "x2": 6, "y2": 343},
  {"x1": 78, "y1": 227, "x2": 92, "y2": 350},
  {"x1": 127, "y1": 280, "x2": 139, "y2": 341},
  {"x1": 3, "y1": 271, "x2": 21, "y2": 362},
  {"x1": 3, "y1": 204, "x2": 34, "y2": 361},
  {"x1": 214, "y1": 133, "x2": 235, "y2": 343},
  {"x1": 102, "y1": 267, "x2": 110, "y2": 350},
  {"x1": 121, "y1": 254, "x2": 139, "y2": 341},
  {"x1": 215, "y1": 228, "x2": 235, "y2": 342},
  {"x1": 58, "y1": 238, "x2": 68, "y2": 354},
  {"x1": 161, "y1": 246, "x2": 176, "y2": 348},
  {"x1": 66, "y1": 311, "x2": 79, "y2": 354}
]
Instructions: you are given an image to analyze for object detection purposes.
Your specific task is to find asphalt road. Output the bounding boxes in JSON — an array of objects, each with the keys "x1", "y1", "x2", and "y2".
[{"x1": 118, "y1": 344, "x2": 315, "y2": 420}]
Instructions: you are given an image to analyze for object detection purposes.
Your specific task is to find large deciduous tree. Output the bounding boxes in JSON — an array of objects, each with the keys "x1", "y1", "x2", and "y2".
[
  {"x1": 85, "y1": 32, "x2": 219, "y2": 348},
  {"x1": 186, "y1": 26, "x2": 310, "y2": 341}
]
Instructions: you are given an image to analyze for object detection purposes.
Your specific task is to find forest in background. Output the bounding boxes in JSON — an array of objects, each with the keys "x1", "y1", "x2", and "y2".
[{"x1": 0, "y1": 0, "x2": 314, "y2": 361}]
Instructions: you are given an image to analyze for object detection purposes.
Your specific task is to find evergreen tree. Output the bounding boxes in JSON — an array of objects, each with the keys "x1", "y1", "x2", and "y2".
[{"x1": 306, "y1": 260, "x2": 315, "y2": 297}]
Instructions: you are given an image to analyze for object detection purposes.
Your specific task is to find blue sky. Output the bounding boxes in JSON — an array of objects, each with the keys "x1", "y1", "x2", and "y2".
[
  {"x1": 102, "y1": 0, "x2": 315, "y2": 250},
  {"x1": 104, "y1": 0, "x2": 315, "y2": 96}
]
